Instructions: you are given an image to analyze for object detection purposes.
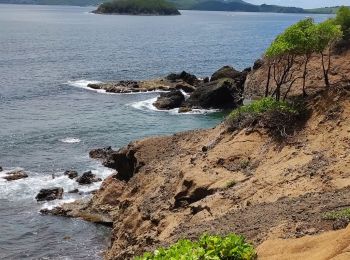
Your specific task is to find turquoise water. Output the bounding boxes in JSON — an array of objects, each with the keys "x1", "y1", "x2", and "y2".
[{"x1": 0, "y1": 4, "x2": 330, "y2": 259}]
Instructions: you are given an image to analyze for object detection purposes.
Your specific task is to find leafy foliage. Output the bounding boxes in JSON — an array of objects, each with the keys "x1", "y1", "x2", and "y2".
[
  {"x1": 323, "y1": 208, "x2": 350, "y2": 221},
  {"x1": 334, "y1": 6, "x2": 350, "y2": 40},
  {"x1": 226, "y1": 97, "x2": 303, "y2": 139},
  {"x1": 95, "y1": 0, "x2": 180, "y2": 15},
  {"x1": 135, "y1": 233, "x2": 256, "y2": 260}
]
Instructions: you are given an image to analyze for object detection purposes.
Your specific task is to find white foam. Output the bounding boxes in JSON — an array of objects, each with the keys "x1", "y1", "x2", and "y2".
[
  {"x1": 60, "y1": 137, "x2": 81, "y2": 144},
  {"x1": 130, "y1": 96, "x2": 220, "y2": 115},
  {"x1": 0, "y1": 165, "x2": 114, "y2": 203},
  {"x1": 67, "y1": 80, "x2": 107, "y2": 94},
  {"x1": 67, "y1": 79, "x2": 170, "y2": 95}
]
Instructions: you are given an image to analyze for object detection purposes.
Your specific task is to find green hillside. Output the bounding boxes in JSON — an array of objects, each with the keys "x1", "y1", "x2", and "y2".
[{"x1": 93, "y1": 0, "x2": 180, "y2": 15}]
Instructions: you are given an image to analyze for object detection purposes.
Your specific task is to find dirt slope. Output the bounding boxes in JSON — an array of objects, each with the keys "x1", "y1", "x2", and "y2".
[{"x1": 56, "y1": 85, "x2": 350, "y2": 259}]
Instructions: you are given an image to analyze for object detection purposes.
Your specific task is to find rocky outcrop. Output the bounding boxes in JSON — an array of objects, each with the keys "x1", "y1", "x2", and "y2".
[
  {"x1": 64, "y1": 170, "x2": 78, "y2": 179},
  {"x1": 76, "y1": 171, "x2": 102, "y2": 185},
  {"x1": 153, "y1": 90, "x2": 185, "y2": 110},
  {"x1": 183, "y1": 79, "x2": 243, "y2": 109},
  {"x1": 166, "y1": 71, "x2": 199, "y2": 86},
  {"x1": 91, "y1": 144, "x2": 142, "y2": 182},
  {"x1": 210, "y1": 66, "x2": 248, "y2": 89},
  {"x1": 36, "y1": 188, "x2": 63, "y2": 201},
  {"x1": 3, "y1": 170, "x2": 28, "y2": 181}
]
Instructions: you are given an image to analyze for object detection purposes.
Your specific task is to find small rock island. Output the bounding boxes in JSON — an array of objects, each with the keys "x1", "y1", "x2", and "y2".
[{"x1": 93, "y1": 0, "x2": 181, "y2": 15}]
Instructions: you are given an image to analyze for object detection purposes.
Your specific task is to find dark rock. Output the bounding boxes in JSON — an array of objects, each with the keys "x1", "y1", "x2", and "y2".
[
  {"x1": 184, "y1": 79, "x2": 243, "y2": 109},
  {"x1": 178, "y1": 107, "x2": 192, "y2": 113},
  {"x1": 76, "y1": 171, "x2": 102, "y2": 185},
  {"x1": 89, "y1": 146, "x2": 113, "y2": 160},
  {"x1": 36, "y1": 188, "x2": 64, "y2": 201},
  {"x1": 68, "y1": 189, "x2": 79, "y2": 193},
  {"x1": 3, "y1": 170, "x2": 28, "y2": 181},
  {"x1": 64, "y1": 170, "x2": 78, "y2": 179},
  {"x1": 175, "y1": 83, "x2": 195, "y2": 93},
  {"x1": 211, "y1": 66, "x2": 242, "y2": 82},
  {"x1": 203, "y1": 77, "x2": 209, "y2": 83},
  {"x1": 166, "y1": 71, "x2": 199, "y2": 86},
  {"x1": 40, "y1": 206, "x2": 68, "y2": 216},
  {"x1": 0, "y1": 166, "x2": 2, "y2": 172},
  {"x1": 87, "y1": 83, "x2": 101, "y2": 90},
  {"x1": 253, "y1": 59, "x2": 264, "y2": 70},
  {"x1": 333, "y1": 218, "x2": 349, "y2": 230},
  {"x1": 153, "y1": 90, "x2": 185, "y2": 110},
  {"x1": 243, "y1": 67, "x2": 252, "y2": 73}
]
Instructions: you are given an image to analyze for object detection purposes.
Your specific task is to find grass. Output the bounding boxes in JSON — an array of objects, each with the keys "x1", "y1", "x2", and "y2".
[
  {"x1": 322, "y1": 208, "x2": 350, "y2": 220},
  {"x1": 225, "y1": 180, "x2": 237, "y2": 188},
  {"x1": 226, "y1": 97, "x2": 304, "y2": 139},
  {"x1": 135, "y1": 233, "x2": 256, "y2": 260}
]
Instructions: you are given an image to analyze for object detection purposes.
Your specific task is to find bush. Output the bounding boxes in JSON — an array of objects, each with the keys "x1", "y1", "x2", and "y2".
[
  {"x1": 226, "y1": 97, "x2": 303, "y2": 139},
  {"x1": 135, "y1": 234, "x2": 256, "y2": 260},
  {"x1": 334, "y1": 6, "x2": 350, "y2": 40},
  {"x1": 323, "y1": 208, "x2": 350, "y2": 221}
]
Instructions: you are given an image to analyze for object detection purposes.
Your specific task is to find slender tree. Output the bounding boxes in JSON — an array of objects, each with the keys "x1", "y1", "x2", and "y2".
[{"x1": 313, "y1": 20, "x2": 342, "y2": 88}]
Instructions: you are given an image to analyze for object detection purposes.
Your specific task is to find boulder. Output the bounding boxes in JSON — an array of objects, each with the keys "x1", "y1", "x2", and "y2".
[
  {"x1": 178, "y1": 107, "x2": 193, "y2": 113},
  {"x1": 3, "y1": 170, "x2": 28, "y2": 181},
  {"x1": 36, "y1": 188, "x2": 64, "y2": 201},
  {"x1": 175, "y1": 83, "x2": 196, "y2": 93},
  {"x1": 210, "y1": 66, "x2": 242, "y2": 81},
  {"x1": 89, "y1": 146, "x2": 113, "y2": 160},
  {"x1": 76, "y1": 171, "x2": 102, "y2": 185},
  {"x1": 166, "y1": 71, "x2": 199, "y2": 86},
  {"x1": 210, "y1": 66, "x2": 248, "y2": 91},
  {"x1": 184, "y1": 79, "x2": 243, "y2": 109},
  {"x1": 0, "y1": 166, "x2": 2, "y2": 172},
  {"x1": 68, "y1": 189, "x2": 79, "y2": 193},
  {"x1": 153, "y1": 90, "x2": 185, "y2": 110},
  {"x1": 64, "y1": 170, "x2": 78, "y2": 179}
]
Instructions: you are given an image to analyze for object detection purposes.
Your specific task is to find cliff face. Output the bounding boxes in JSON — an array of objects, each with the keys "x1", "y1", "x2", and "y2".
[{"x1": 77, "y1": 86, "x2": 350, "y2": 259}]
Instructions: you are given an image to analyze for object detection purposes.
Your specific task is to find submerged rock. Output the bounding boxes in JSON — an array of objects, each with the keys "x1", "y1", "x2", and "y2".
[
  {"x1": 76, "y1": 171, "x2": 102, "y2": 185},
  {"x1": 36, "y1": 188, "x2": 63, "y2": 201},
  {"x1": 3, "y1": 170, "x2": 28, "y2": 181},
  {"x1": 153, "y1": 90, "x2": 185, "y2": 110},
  {"x1": 64, "y1": 170, "x2": 78, "y2": 179},
  {"x1": 68, "y1": 189, "x2": 79, "y2": 194}
]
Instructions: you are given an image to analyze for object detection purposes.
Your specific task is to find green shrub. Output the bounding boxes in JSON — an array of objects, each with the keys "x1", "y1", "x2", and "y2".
[
  {"x1": 226, "y1": 97, "x2": 303, "y2": 138},
  {"x1": 135, "y1": 234, "x2": 256, "y2": 260},
  {"x1": 323, "y1": 208, "x2": 350, "y2": 220},
  {"x1": 225, "y1": 180, "x2": 237, "y2": 188},
  {"x1": 334, "y1": 6, "x2": 350, "y2": 40}
]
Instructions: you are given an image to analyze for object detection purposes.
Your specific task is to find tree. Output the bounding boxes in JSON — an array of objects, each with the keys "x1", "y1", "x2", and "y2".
[
  {"x1": 334, "y1": 6, "x2": 350, "y2": 40},
  {"x1": 313, "y1": 20, "x2": 342, "y2": 87}
]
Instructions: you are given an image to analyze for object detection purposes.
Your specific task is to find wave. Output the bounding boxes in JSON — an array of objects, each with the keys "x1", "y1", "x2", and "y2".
[
  {"x1": 130, "y1": 96, "x2": 220, "y2": 115},
  {"x1": 60, "y1": 137, "x2": 81, "y2": 144},
  {"x1": 0, "y1": 165, "x2": 114, "y2": 204},
  {"x1": 67, "y1": 80, "x2": 107, "y2": 94}
]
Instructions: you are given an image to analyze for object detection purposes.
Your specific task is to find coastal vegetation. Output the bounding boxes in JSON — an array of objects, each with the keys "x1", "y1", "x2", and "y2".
[
  {"x1": 93, "y1": 0, "x2": 180, "y2": 15},
  {"x1": 0, "y1": 0, "x2": 344, "y2": 14},
  {"x1": 135, "y1": 234, "x2": 256, "y2": 260},
  {"x1": 264, "y1": 14, "x2": 344, "y2": 101}
]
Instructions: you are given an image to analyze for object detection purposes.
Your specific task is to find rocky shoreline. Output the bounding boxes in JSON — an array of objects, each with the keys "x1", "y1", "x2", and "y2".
[
  {"x1": 39, "y1": 46, "x2": 350, "y2": 259},
  {"x1": 88, "y1": 66, "x2": 252, "y2": 112}
]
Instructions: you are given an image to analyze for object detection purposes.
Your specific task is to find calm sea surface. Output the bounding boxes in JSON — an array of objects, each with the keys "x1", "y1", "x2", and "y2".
[{"x1": 0, "y1": 4, "x2": 330, "y2": 259}]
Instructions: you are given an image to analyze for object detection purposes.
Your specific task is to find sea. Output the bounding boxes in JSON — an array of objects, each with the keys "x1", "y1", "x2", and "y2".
[{"x1": 0, "y1": 4, "x2": 330, "y2": 259}]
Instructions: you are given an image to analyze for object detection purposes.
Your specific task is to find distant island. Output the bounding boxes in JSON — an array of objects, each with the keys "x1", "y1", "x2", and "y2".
[
  {"x1": 0, "y1": 0, "x2": 348, "y2": 14},
  {"x1": 93, "y1": 0, "x2": 180, "y2": 15}
]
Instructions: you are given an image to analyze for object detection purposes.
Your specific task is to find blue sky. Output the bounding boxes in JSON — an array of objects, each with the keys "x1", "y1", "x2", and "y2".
[{"x1": 245, "y1": 0, "x2": 350, "y2": 8}]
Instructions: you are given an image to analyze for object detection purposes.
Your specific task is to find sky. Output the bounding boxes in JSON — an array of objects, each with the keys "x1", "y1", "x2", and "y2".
[{"x1": 245, "y1": 0, "x2": 350, "y2": 9}]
